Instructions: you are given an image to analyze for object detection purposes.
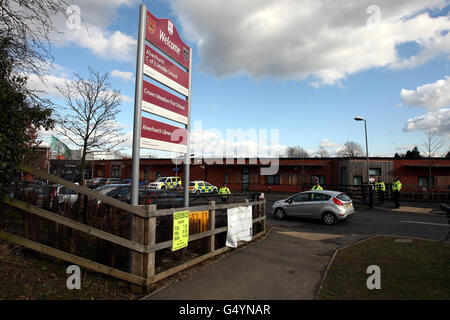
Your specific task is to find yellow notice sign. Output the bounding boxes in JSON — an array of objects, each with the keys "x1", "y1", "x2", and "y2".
[{"x1": 172, "y1": 210, "x2": 189, "y2": 251}]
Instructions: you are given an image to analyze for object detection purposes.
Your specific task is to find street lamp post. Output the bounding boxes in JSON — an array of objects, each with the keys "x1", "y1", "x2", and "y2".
[{"x1": 354, "y1": 116, "x2": 370, "y2": 185}]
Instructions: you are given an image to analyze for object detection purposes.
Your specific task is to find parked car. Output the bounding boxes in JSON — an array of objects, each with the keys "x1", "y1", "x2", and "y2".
[
  {"x1": 91, "y1": 177, "x2": 122, "y2": 189},
  {"x1": 55, "y1": 184, "x2": 79, "y2": 205},
  {"x1": 189, "y1": 180, "x2": 218, "y2": 194},
  {"x1": 272, "y1": 190, "x2": 354, "y2": 225},
  {"x1": 94, "y1": 184, "x2": 184, "y2": 209},
  {"x1": 148, "y1": 176, "x2": 182, "y2": 190},
  {"x1": 139, "y1": 189, "x2": 184, "y2": 208},
  {"x1": 121, "y1": 179, "x2": 145, "y2": 187}
]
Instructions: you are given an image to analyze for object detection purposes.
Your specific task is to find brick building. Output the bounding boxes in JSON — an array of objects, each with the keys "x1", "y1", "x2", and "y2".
[{"x1": 84, "y1": 157, "x2": 450, "y2": 193}]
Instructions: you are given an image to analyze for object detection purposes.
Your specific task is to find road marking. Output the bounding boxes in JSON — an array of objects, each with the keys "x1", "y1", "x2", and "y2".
[
  {"x1": 393, "y1": 207, "x2": 433, "y2": 214},
  {"x1": 276, "y1": 231, "x2": 345, "y2": 241},
  {"x1": 401, "y1": 221, "x2": 449, "y2": 227}
]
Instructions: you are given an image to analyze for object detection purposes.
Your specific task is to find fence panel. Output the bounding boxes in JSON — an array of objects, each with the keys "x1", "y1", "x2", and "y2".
[{"x1": 1, "y1": 166, "x2": 267, "y2": 293}]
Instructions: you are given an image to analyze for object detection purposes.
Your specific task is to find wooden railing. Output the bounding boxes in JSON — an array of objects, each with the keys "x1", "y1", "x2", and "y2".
[{"x1": 0, "y1": 165, "x2": 267, "y2": 293}]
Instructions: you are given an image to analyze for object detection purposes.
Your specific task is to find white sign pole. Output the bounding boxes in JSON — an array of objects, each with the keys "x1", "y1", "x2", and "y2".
[
  {"x1": 183, "y1": 49, "x2": 193, "y2": 207},
  {"x1": 131, "y1": 4, "x2": 146, "y2": 206}
]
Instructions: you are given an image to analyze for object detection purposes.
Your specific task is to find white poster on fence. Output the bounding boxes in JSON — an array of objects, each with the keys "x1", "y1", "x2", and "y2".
[{"x1": 226, "y1": 206, "x2": 253, "y2": 248}]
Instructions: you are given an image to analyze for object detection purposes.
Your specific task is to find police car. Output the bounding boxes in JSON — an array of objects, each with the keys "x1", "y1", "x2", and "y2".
[
  {"x1": 148, "y1": 176, "x2": 182, "y2": 190},
  {"x1": 189, "y1": 181, "x2": 218, "y2": 194}
]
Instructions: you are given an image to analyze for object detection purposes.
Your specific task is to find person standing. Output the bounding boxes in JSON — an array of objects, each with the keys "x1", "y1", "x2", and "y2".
[
  {"x1": 375, "y1": 177, "x2": 385, "y2": 203},
  {"x1": 392, "y1": 177, "x2": 402, "y2": 208},
  {"x1": 218, "y1": 183, "x2": 231, "y2": 203},
  {"x1": 311, "y1": 177, "x2": 323, "y2": 191}
]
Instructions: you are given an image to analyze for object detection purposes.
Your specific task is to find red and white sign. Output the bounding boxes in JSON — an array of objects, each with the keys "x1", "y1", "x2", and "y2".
[
  {"x1": 146, "y1": 10, "x2": 190, "y2": 69},
  {"x1": 140, "y1": 117, "x2": 187, "y2": 153},
  {"x1": 144, "y1": 45, "x2": 189, "y2": 96},
  {"x1": 142, "y1": 80, "x2": 188, "y2": 125}
]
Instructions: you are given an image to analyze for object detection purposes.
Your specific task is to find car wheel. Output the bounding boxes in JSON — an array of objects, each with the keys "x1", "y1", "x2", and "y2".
[
  {"x1": 196, "y1": 190, "x2": 200, "y2": 195},
  {"x1": 176, "y1": 185, "x2": 181, "y2": 191},
  {"x1": 161, "y1": 186, "x2": 165, "y2": 190},
  {"x1": 322, "y1": 212, "x2": 337, "y2": 225},
  {"x1": 274, "y1": 208, "x2": 286, "y2": 220}
]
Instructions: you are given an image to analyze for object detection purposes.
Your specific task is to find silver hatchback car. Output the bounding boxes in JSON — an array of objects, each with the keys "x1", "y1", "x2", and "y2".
[{"x1": 272, "y1": 190, "x2": 354, "y2": 225}]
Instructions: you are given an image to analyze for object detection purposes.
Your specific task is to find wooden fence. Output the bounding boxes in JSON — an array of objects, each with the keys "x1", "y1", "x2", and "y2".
[{"x1": 0, "y1": 164, "x2": 266, "y2": 293}]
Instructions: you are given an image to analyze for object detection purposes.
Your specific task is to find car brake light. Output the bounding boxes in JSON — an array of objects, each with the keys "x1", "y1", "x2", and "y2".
[
  {"x1": 333, "y1": 197, "x2": 343, "y2": 206},
  {"x1": 147, "y1": 198, "x2": 152, "y2": 204}
]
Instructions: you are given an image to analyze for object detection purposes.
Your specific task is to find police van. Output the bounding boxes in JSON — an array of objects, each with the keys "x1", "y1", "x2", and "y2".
[
  {"x1": 189, "y1": 180, "x2": 218, "y2": 194},
  {"x1": 148, "y1": 176, "x2": 182, "y2": 190}
]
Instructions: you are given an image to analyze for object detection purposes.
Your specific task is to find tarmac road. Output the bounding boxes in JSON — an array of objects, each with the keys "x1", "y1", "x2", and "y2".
[{"x1": 266, "y1": 196, "x2": 450, "y2": 242}]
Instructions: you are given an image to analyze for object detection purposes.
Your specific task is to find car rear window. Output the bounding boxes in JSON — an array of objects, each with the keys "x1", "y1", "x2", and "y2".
[
  {"x1": 336, "y1": 194, "x2": 351, "y2": 202},
  {"x1": 311, "y1": 193, "x2": 331, "y2": 201}
]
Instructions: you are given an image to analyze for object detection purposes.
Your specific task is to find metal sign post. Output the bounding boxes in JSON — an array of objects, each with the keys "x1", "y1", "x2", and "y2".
[
  {"x1": 184, "y1": 49, "x2": 193, "y2": 207},
  {"x1": 131, "y1": 4, "x2": 192, "y2": 208},
  {"x1": 131, "y1": 4, "x2": 146, "y2": 206}
]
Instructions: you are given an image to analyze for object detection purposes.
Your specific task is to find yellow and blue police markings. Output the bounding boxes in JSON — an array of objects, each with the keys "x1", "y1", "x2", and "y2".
[
  {"x1": 189, "y1": 181, "x2": 218, "y2": 194},
  {"x1": 162, "y1": 177, "x2": 182, "y2": 189}
]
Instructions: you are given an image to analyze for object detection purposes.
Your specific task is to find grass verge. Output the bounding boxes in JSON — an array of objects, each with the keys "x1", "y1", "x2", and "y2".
[{"x1": 318, "y1": 235, "x2": 450, "y2": 300}]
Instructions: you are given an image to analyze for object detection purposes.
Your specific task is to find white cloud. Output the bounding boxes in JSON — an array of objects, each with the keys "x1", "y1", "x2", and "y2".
[
  {"x1": 190, "y1": 127, "x2": 287, "y2": 158},
  {"x1": 171, "y1": 0, "x2": 450, "y2": 85},
  {"x1": 39, "y1": 120, "x2": 129, "y2": 150},
  {"x1": 320, "y1": 139, "x2": 340, "y2": 149},
  {"x1": 401, "y1": 76, "x2": 450, "y2": 110},
  {"x1": 401, "y1": 76, "x2": 450, "y2": 136},
  {"x1": 26, "y1": 73, "x2": 70, "y2": 100},
  {"x1": 26, "y1": 71, "x2": 133, "y2": 104},
  {"x1": 111, "y1": 69, "x2": 134, "y2": 82},
  {"x1": 49, "y1": 0, "x2": 138, "y2": 61},
  {"x1": 404, "y1": 108, "x2": 450, "y2": 136}
]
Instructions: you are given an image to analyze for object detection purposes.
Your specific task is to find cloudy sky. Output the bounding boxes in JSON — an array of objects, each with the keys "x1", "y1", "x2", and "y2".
[{"x1": 34, "y1": 0, "x2": 450, "y2": 157}]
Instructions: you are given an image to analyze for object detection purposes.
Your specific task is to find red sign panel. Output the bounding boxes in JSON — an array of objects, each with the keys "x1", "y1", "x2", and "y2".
[
  {"x1": 142, "y1": 80, "x2": 188, "y2": 124},
  {"x1": 140, "y1": 117, "x2": 187, "y2": 153},
  {"x1": 144, "y1": 45, "x2": 189, "y2": 96},
  {"x1": 146, "y1": 10, "x2": 190, "y2": 69}
]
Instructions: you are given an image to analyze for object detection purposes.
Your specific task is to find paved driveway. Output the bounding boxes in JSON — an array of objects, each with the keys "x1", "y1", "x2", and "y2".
[
  {"x1": 144, "y1": 200, "x2": 449, "y2": 300},
  {"x1": 144, "y1": 228, "x2": 367, "y2": 300}
]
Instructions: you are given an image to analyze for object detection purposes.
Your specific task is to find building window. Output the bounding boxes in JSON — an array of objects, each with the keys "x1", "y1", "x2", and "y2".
[
  {"x1": 369, "y1": 168, "x2": 381, "y2": 176},
  {"x1": 418, "y1": 176, "x2": 434, "y2": 187},
  {"x1": 267, "y1": 174, "x2": 280, "y2": 185},
  {"x1": 224, "y1": 174, "x2": 229, "y2": 184},
  {"x1": 353, "y1": 176, "x2": 362, "y2": 186},
  {"x1": 111, "y1": 164, "x2": 121, "y2": 178},
  {"x1": 311, "y1": 175, "x2": 325, "y2": 185},
  {"x1": 341, "y1": 167, "x2": 347, "y2": 185}
]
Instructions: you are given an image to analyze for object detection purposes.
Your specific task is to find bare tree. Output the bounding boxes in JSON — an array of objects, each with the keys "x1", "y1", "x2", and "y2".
[
  {"x1": 0, "y1": 0, "x2": 67, "y2": 74},
  {"x1": 55, "y1": 67, "x2": 125, "y2": 185},
  {"x1": 316, "y1": 146, "x2": 330, "y2": 158},
  {"x1": 421, "y1": 131, "x2": 446, "y2": 189},
  {"x1": 285, "y1": 146, "x2": 309, "y2": 158},
  {"x1": 338, "y1": 141, "x2": 364, "y2": 157}
]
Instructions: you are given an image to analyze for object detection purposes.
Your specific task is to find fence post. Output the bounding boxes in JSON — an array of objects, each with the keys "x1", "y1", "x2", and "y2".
[
  {"x1": 262, "y1": 199, "x2": 266, "y2": 232},
  {"x1": 208, "y1": 201, "x2": 215, "y2": 255},
  {"x1": 362, "y1": 186, "x2": 366, "y2": 204},
  {"x1": 144, "y1": 204, "x2": 156, "y2": 293},
  {"x1": 131, "y1": 209, "x2": 145, "y2": 293},
  {"x1": 369, "y1": 186, "x2": 373, "y2": 209}
]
